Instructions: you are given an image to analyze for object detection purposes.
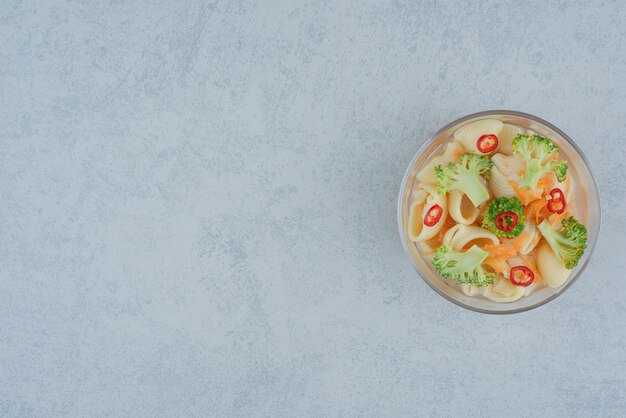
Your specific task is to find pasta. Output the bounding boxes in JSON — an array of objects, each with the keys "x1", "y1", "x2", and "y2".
[
  {"x1": 416, "y1": 241, "x2": 437, "y2": 257},
  {"x1": 407, "y1": 190, "x2": 427, "y2": 241},
  {"x1": 416, "y1": 141, "x2": 464, "y2": 185},
  {"x1": 407, "y1": 117, "x2": 589, "y2": 303},
  {"x1": 448, "y1": 190, "x2": 480, "y2": 225},
  {"x1": 497, "y1": 124, "x2": 523, "y2": 155},
  {"x1": 483, "y1": 277, "x2": 525, "y2": 302},
  {"x1": 503, "y1": 220, "x2": 540, "y2": 255},
  {"x1": 460, "y1": 283, "x2": 482, "y2": 297},
  {"x1": 454, "y1": 119, "x2": 503, "y2": 152},
  {"x1": 492, "y1": 153, "x2": 524, "y2": 176},
  {"x1": 489, "y1": 166, "x2": 517, "y2": 198},
  {"x1": 553, "y1": 175, "x2": 573, "y2": 212},
  {"x1": 445, "y1": 224, "x2": 499, "y2": 251},
  {"x1": 489, "y1": 153, "x2": 524, "y2": 198},
  {"x1": 523, "y1": 282, "x2": 539, "y2": 296},
  {"x1": 536, "y1": 241, "x2": 571, "y2": 288},
  {"x1": 408, "y1": 185, "x2": 448, "y2": 242}
]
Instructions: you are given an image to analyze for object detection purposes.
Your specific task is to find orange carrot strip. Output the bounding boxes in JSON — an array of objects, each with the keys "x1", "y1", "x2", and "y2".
[
  {"x1": 537, "y1": 174, "x2": 554, "y2": 190},
  {"x1": 482, "y1": 243, "x2": 518, "y2": 257},
  {"x1": 509, "y1": 180, "x2": 542, "y2": 205},
  {"x1": 524, "y1": 200, "x2": 546, "y2": 220},
  {"x1": 509, "y1": 231, "x2": 531, "y2": 251},
  {"x1": 537, "y1": 205, "x2": 552, "y2": 225},
  {"x1": 484, "y1": 256, "x2": 508, "y2": 274}
]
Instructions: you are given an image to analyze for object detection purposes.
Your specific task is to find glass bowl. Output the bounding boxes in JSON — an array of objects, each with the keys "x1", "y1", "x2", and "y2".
[{"x1": 397, "y1": 110, "x2": 601, "y2": 314}]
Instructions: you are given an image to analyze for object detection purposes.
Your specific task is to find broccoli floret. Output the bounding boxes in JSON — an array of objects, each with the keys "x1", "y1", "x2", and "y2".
[
  {"x1": 432, "y1": 244, "x2": 495, "y2": 286},
  {"x1": 482, "y1": 196, "x2": 526, "y2": 238},
  {"x1": 435, "y1": 153, "x2": 493, "y2": 207},
  {"x1": 512, "y1": 134, "x2": 568, "y2": 189},
  {"x1": 538, "y1": 216, "x2": 587, "y2": 269}
]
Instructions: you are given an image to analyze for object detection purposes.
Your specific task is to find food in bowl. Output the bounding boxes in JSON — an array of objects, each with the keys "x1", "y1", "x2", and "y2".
[{"x1": 407, "y1": 118, "x2": 588, "y2": 303}]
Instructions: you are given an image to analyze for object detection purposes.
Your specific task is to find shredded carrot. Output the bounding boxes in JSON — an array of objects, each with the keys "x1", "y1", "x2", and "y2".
[
  {"x1": 482, "y1": 243, "x2": 518, "y2": 257},
  {"x1": 484, "y1": 256, "x2": 509, "y2": 273},
  {"x1": 509, "y1": 180, "x2": 542, "y2": 205},
  {"x1": 538, "y1": 205, "x2": 552, "y2": 225},
  {"x1": 509, "y1": 231, "x2": 531, "y2": 251},
  {"x1": 523, "y1": 201, "x2": 535, "y2": 219},
  {"x1": 524, "y1": 199, "x2": 544, "y2": 219},
  {"x1": 537, "y1": 173, "x2": 555, "y2": 191},
  {"x1": 523, "y1": 199, "x2": 551, "y2": 225},
  {"x1": 482, "y1": 231, "x2": 530, "y2": 258},
  {"x1": 537, "y1": 176, "x2": 550, "y2": 189}
]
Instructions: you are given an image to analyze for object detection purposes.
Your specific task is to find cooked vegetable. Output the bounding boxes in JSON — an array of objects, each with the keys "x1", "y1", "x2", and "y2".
[
  {"x1": 435, "y1": 153, "x2": 493, "y2": 207},
  {"x1": 509, "y1": 179, "x2": 543, "y2": 205},
  {"x1": 481, "y1": 242, "x2": 518, "y2": 257},
  {"x1": 476, "y1": 134, "x2": 498, "y2": 153},
  {"x1": 509, "y1": 265, "x2": 535, "y2": 286},
  {"x1": 512, "y1": 134, "x2": 568, "y2": 189},
  {"x1": 495, "y1": 211, "x2": 519, "y2": 232},
  {"x1": 537, "y1": 216, "x2": 587, "y2": 269},
  {"x1": 483, "y1": 255, "x2": 509, "y2": 274},
  {"x1": 524, "y1": 199, "x2": 549, "y2": 224},
  {"x1": 423, "y1": 204, "x2": 443, "y2": 226},
  {"x1": 482, "y1": 196, "x2": 526, "y2": 238},
  {"x1": 432, "y1": 244, "x2": 495, "y2": 286},
  {"x1": 547, "y1": 187, "x2": 566, "y2": 214}
]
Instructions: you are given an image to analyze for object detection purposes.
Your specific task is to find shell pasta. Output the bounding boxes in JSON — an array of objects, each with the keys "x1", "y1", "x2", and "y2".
[
  {"x1": 408, "y1": 185, "x2": 448, "y2": 242},
  {"x1": 408, "y1": 118, "x2": 588, "y2": 303},
  {"x1": 488, "y1": 153, "x2": 524, "y2": 198},
  {"x1": 536, "y1": 241, "x2": 571, "y2": 288},
  {"x1": 416, "y1": 141, "x2": 464, "y2": 185},
  {"x1": 444, "y1": 225, "x2": 499, "y2": 251},
  {"x1": 496, "y1": 124, "x2": 523, "y2": 155},
  {"x1": 489, "y1": 165, "x2": 517, "y2": 198},
  {"x1": 448, "y1": 190, "x2": 481, "y2": 225}
]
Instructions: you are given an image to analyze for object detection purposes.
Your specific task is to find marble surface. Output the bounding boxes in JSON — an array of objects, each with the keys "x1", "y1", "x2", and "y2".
[{"x1": 1, "y1": 1, "x2": 625, "y2": 416}]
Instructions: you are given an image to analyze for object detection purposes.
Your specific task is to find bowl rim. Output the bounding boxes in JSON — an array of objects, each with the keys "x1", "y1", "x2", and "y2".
[{"x1": 397, "y1": 110, "x2": 601, "y2": 314}]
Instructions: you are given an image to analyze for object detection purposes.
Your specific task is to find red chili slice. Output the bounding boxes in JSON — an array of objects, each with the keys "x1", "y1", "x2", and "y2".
[
  {"x1": 494, "y1": 211, "x2": 519, "y2": 232},
  {"x1": 423, "y1": 204, "x2": 443, "y2": 227},
  {"x1": 476, "y1": 134, "x2": 498, "y2": 153},
  {"x1": 547, "y1": 187, "x2": 567, "y2": 214},
  {"x1": 510, "y1": 266, "x2": 535, "y2": 287}
]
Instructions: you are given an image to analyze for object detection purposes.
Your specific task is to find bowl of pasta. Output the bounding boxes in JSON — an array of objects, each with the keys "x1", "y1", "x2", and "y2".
[{"x1": 398, "y1": 110, "x2": 600, "y2": 313}]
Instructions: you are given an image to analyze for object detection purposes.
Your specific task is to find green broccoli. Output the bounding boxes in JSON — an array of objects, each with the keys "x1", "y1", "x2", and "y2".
[
  {"x1": 512, "y1": 134, "x2": 568, "y2": 189},
  {"x1": 482, "y1": 196, "x2": 526, "y2": 238},
  {"x1": 538, "y1": 216, "x2": 587, "y2": 269},
  {"x1": 435, "y1": 153, "x2": 493, "y2": 207},
  {"x1": 432, "y1": 244, "x2": 495, "y2": 286}
]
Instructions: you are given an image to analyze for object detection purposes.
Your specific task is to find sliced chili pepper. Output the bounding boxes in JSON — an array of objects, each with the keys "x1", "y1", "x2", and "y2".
[
  {"x1": 547, "y1": 187, "x2": 566, "y2": 214},
  {"x1": 423, "y1": 204, "x2": 443, "y2": 227},
  {"x1": 494, "y1": 211, "x2": 519, "y2": 232},
  {"x1": 476, "y1": 134, "x2": 498, "y2": 153},
  {"x1": 510, "y1": 265, "x2": 535, "y2": 287}
]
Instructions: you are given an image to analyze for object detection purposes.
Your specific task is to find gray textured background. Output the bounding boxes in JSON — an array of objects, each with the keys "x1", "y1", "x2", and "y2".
[{"x1": 1, "y1": 1, "x2": 625, "y2": 417}]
